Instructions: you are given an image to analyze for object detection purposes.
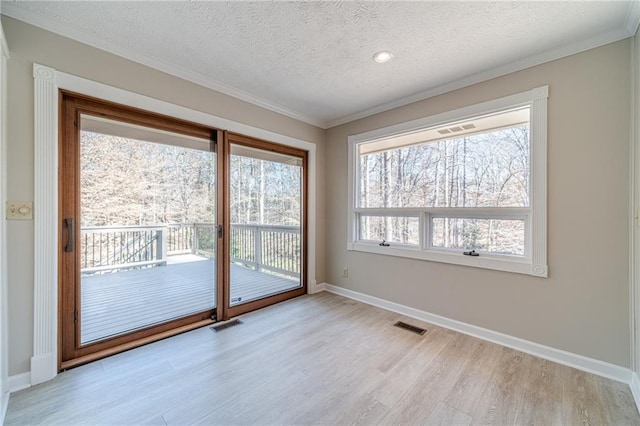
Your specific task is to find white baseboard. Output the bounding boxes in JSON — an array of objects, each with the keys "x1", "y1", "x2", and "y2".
[
  {"x1": 30, "y1": 352, "x2": 56, "y2": 386},
  {"x1": 308, "y1": 280, "x2": 323, "y2": 294},
  {"x1": 631, "y1": 372, "x2": 640, "y2": 414},
  {"x1": 8, "y1": 372, "x2": 30, "y2": 393},
  {"x1": 322, "y1": 283, "x2": 632, "y2": 384},
  {"x1": 313, "y1": 282, "x2": 327, "y2": 293}
]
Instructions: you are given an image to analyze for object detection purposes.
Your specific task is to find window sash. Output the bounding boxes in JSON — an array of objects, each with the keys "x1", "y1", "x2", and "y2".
[
  {"x1": 347, "y1": 86, "x2": 548, "y2": 277},
  {"x1": 356, "y1": 121, "x2": 531, "y2": 210},
  {"x1": 355, "y1": 209, "x2": 530, "y2": 259},
  {"x1": 356, "y1": 214, "x2": 421, "y2": 247},
  {"x1": 428, "y1": 216, "x2": 528, "y2": 258}
]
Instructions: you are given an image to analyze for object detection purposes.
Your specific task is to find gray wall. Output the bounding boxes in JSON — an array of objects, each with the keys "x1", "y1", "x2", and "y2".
[
  {"x1": 325, "y1": 39, "x2": 632, "y2": 367},
  {"x1": 2, "y1": 16, "x2": 326, "y2": 376}
]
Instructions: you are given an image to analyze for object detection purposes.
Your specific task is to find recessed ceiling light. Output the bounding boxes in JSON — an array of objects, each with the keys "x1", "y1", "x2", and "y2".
[{"x1": 373, "y1": 51, "x2": 393, "y2": 64}]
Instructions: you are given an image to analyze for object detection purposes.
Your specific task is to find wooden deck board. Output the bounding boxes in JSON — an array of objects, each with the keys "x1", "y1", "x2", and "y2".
[{"x1": 81, "y1": 260, "x2": 300, "y2": 343}]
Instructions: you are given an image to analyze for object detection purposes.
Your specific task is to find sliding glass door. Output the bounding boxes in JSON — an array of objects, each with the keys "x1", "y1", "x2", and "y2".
[
  {"x1": 225, "y1": 133, "x2": 307, "y2": 318},
  {"x1": 78, "y1": 115, "x2": 217, "y2": 345},
  {"x1": 60, "y1": 94, "x2": 221, "y2": 367},
  {"x1": 59, "y1": 96, "x2": 307, "y2": 368}
]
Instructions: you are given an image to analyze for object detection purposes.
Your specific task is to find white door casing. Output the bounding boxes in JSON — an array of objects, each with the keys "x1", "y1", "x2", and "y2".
[{"x1": 32, "y1": 63, "x2": 318, "y2": 385}]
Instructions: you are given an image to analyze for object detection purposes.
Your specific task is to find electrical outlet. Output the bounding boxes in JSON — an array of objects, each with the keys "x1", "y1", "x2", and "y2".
[
  {"x1": 6, "y1": 201, "x2": 33, "y2": 220},
  {"x1": 342, "y1": 267, "x2": 349, "y2": 278}
]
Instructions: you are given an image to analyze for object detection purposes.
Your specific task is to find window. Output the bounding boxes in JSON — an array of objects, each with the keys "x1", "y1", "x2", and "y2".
[{"x1": 347, "y1": 87, "x2": 548, "y2": 276}]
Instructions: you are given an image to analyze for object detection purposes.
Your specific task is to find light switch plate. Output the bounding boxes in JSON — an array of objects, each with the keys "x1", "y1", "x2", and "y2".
[{"x1": 6, "y1": 201, "x2": 33, "y2": 220}]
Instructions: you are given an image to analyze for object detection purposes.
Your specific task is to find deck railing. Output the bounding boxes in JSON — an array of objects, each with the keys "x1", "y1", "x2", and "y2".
[
  {"x1": 81, "y1": 223, "x2": 300, "y2": 278},
  {"x1": 230, "y1": 224, "x2": 301, "y2": 278},
  {"x1": 81, "y1": 225, "x2": 166, "y2": 274}
]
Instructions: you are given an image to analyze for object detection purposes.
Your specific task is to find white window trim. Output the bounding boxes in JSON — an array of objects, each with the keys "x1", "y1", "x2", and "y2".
[
  {"x1": 347, "y1": 86, "x2": 548, "y2": 277},
  {"x1": 32, "y1": 63, "x2": 318, "y2": 386}
]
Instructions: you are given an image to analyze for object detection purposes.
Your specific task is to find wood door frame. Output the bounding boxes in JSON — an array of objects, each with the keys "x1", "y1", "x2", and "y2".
[
  {"x1": 215, "y1": 130, "x2": 227, "y2": 322},
  {"x1": 223, "y1": 132, "x2": 308, "y2": 319},
  {"x1": 58, "y1": 93, "x2": 309, "y2": 369},
  {"x1": 59, "y1": 92, "x2": 222, "y2": 369}
]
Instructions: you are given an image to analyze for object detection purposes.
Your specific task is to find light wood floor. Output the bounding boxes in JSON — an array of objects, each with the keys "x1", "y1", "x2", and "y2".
[{"x1": 6, "y1": 292, "x2": 639, "y2": 425}]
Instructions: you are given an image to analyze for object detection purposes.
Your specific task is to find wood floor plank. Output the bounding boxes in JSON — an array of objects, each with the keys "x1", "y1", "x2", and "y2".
[
  {"x1": 335, "y1": 396, "x2": 390, "y2": 426},
  {"x1": 561, "y1": 368, "x2": 611, "y2": 426},
  {"x1": 369, "y1": 326, "x2": 455, "y2": 407},
  {"x1": 600, "y1": 378, "x2": 640, "y2": 425},
  {"x1": 5, "y1": 292, "x2": 639, "y2": 425},
  {"x1": 444, "y1": 339, "x2": 504, "y2": 415},
  {"x1": 426, "y1": 401, "x2": 473, "y2": 426},
  {"x1": 470, "y1": 347, "x2": 530, "y2": 425},
  {"x1": 512, "y1": 355, "x2": 563, "y2": 425},
  {"x1": 378, "y1": 333, "x2": 482, "y2": 424}
]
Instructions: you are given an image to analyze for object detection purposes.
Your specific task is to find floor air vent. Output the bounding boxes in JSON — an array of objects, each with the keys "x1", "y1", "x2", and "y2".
[
  {"x1": 394, "y1": 321, "x2": 427, "y2": 335},
  {"x1": 211, "y1": 319, "x2": 243, "y2": 332}
]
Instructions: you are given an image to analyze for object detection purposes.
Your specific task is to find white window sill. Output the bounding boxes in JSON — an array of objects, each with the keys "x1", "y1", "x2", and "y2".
[{"x1": 348, "y1": 242, "x2": 548, "y2": 277}]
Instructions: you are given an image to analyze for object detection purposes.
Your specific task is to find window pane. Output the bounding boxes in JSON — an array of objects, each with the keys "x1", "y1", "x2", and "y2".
[
  {"x1": 229, "y1": 146, "x2": 301, "y2": 226},
  {"x1": 229, "y1": 144, "x2": 303, "y2": 306},
  {"x1": 431, "y1": 218, "x2": 525, "y2": 256},
  {"x1": 359, "y1": 216, "x2": 419, "y2": 245},
  {"x1": 359, "y1": 110, "x2": 530, "y2": 208},
  {"x1": 79, "y1": 116, "x2": 216, "y2": 344}
]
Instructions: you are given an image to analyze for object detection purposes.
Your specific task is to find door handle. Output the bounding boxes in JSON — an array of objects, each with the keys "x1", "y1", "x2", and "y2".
[{"x1": 65, "y1": 218, "x2": 74, "y2": 252}]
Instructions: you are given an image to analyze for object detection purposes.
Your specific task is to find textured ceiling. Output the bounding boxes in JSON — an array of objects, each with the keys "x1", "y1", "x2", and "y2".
[{"x1": 2, "y1": 1, "x2": 639, "y2": 128}]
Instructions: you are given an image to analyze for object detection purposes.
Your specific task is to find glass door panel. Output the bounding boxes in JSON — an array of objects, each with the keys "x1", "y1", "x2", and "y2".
[
  {"x1": 79, "y1": 115, "x2": 216, "y2": 344},
  {"x1": 229, "y1": 143, "x2": 303, "y2": 306}
]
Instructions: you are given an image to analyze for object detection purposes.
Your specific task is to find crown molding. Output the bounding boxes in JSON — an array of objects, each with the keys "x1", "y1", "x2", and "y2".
[
  {"x1": 326, "y1": 25, "x2": 635, "y2": 128},
  {"x1": 0, "y1": 4, "x2": 326, "y2": 129},
  {"x1": 3, "y1": 2, "x2": 638, "y2": 130},
  {"x1": 625, "y1": 1, "x2": 640, "y2": 36}
]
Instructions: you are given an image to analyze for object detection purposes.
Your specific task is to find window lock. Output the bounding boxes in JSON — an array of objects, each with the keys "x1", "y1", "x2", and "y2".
[
  {"x1": 463, "y1": 250, "x2": 479, "y2": 257},
  {"x1": 379, "y1": 240, "x2": 390, "y2": 247}
]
